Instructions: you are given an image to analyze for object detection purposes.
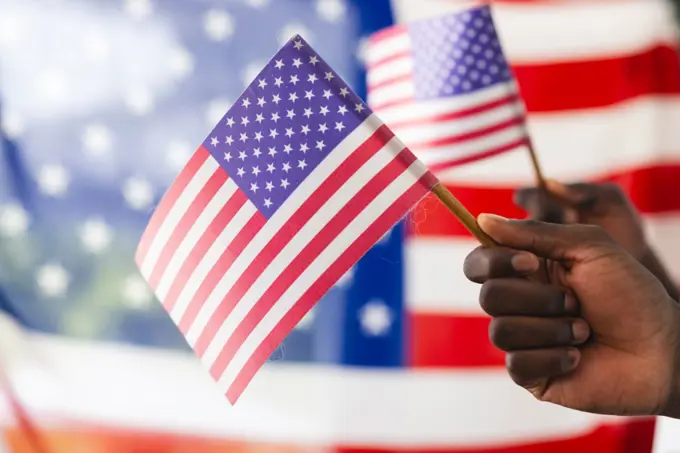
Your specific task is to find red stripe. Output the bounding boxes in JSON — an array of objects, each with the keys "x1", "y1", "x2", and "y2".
[
  {"x1": 177, "y1": 212, "x2": 266, "y2": 334},
  {"x1": 209, "y1": 148, "x2": 417, "y2": 379},
  {"x1": 368, "y1": 25, "x2": 406, "y2": 46},
  {"x1": 368, "y1": 72, "x2": 411, "y2": 93},
  {"x1": 409, "y1": 162, "x2": 680, "y2": 238},
  {"x1": 369, "y1": 45, "x2": 680, "y2": 113},
  {"x1": 191, "y1": 126, "x2": 396, "y2": 356},
  {"x1": 135, "y1": 147, "x2": 210, "y2": 266},
  {"x1": 387, "y1": 94, "x2": 520, "y2": 130},
  {"x1": 410, "y1": 116, "x2": 525, "y2": 150},
  {"x1": 426, "y1": 137, "x2": 529, "y2": 172},
  {"x1": 146, "y1": 170, "x2": 227, "y2": 290},
  {"x1": 226, "y1": 175, "x2": 434, "y2": 403},
  {"x1": 161, "y1": 190, "x2": 248, "y2": 313}
]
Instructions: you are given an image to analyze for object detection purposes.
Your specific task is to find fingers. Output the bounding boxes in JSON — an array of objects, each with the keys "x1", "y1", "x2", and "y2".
[
  {"x1": 464, "y1": 246, "x2": 540, "y2": 283},
  {"x1": 489, "y1": 316, "x2": 590, "y2": 351},
  {"x1": 506, "y1": 348, "x2": 581, "y2": 390},
  {"x1": 476, "y1": 214, "x2": 614, "y2": 261},
  {"x1": 514, "y1": 186, "x2": 569, "y2": 224},
  {"x1": 479, "y1": 278, "x2": 579, "y2": 316}
]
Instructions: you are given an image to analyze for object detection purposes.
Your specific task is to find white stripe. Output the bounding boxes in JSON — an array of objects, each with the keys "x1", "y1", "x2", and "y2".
[
  {"x1": 367, "y1": 56, "x2": 412, "y2": 87},
  {"x1": 366, "y1": 32, "x2": 410, "y2": 66},
  {"x1": 154, "y1": 181, "x2": 238, "y2": 300},
  {"x1": 437, "y1": 96, "x2": 680, "y2": 185},
  {"x1": 405, "y1": 214, "x2": 680, "y2": 314},
  {"x1": 140, "y1": 158, "x2": 219, "y2": 277},
  {"x1": 183, "y1": 116, "x2": 384, "y2": 343},
  {"x1": 367, "y1": 80, "x2": 414, "y2": 109},
  {"x1": 390, "y1": 0, "x2": 679, "y2": 63},
  {"x1": 200, "y1": 136, "x2": 405, "y2": 364},
  {"x1": 169, "y1": 201, "x2": 258, "y2": 322},
  {"x1": 393, "y1": 101, "x2": 525, "y2": 145},
  {"x1": 10, "y1": 326, "x2": 629, "y2": 445},
  {"x1": 217, "y1": 159, "x2": 429, "y2": 391},
  {"x1": 373, "y1": 82, "x2": 520, "y2": 125},
  {"x1": 416, "y1": 123, "x2": 528, "y2": 166}
]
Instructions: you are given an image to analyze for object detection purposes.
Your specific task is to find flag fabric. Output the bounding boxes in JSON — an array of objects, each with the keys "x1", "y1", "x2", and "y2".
[
  {"x1": 366, "y1": 4, "x2": 530, "y2": 171},
  {"x1": 135, "y1": 35, "x2": 438, "y2": 403}
]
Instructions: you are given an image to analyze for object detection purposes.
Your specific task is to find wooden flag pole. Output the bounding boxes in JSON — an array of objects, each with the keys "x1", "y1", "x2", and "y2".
[
  {"x1": 431, "y1": 183, "x2": 496, "y2": 247},
  {"x1": 526, "y1": 139, "x2": 547, "y2": 191}
]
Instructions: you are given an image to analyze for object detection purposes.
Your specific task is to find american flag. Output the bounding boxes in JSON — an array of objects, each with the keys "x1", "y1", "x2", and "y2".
[
  {"x1": 366, "y1": 4, "x2": 529, "y2": 171},
  {"x1": 136, "y1": 35, "x2": 438, "y2": 403}
]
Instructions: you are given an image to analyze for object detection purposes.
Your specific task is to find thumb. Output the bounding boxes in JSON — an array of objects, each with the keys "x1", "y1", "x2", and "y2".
[
  {"x1": 545, "y1": 180, "x2": 597, "y2": 211},
  {"x1": 477, "y1": 214, "x2": 611, "y2": 261}
]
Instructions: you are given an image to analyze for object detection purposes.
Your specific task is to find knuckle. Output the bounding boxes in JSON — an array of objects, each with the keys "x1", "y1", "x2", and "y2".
[
  {"x1": 488, "y1": 318, "x2": 514, "y2": 349},
  {"x1": 479, "y1": 281, "x2": 501, "y2": 315}
]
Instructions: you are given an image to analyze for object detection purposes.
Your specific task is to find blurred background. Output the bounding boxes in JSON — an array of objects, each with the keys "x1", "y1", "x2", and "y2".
[{"x1": 1, "y1": 0, "x2": 680, "y2": 452}]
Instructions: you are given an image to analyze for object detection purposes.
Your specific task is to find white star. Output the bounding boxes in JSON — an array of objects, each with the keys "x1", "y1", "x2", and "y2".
[
  {"x1": 301, "y1": 124, "x2": 311, "y2": 135},
  {"x1": 280, "y1": 178, "x2": 290, "y2": 189},
  {"x1": 307, "y1": 73, "x2": 318, "y2": 83},
  {"x1": 271, "y1": 112, "x2": 281, "y2": 122},
  {"x1": 324, "y1": 71, "x2": 335, "y2": 81},
  {"x1": 322, "y1": 89, "x2": 333, "y2": 99},
  {"x1": 80, "y1": 218, "x2": 113, "y2": 254},
  {"x1": 288, "y1": 92, "x2": 299, "y2": 102},
  {"x1": 285, "y1": 127, "x2": 295, "y2": 138},
  {"x1": 292, "y1": 58, "x2": 303, "y2": 68},
  {"x1": 354, "y1": 103, "x2": 365, "y2": 113},
  {"x1": 282, "y1": 162, "x2": 292, "y2": 172},
  {"x1": 122, "y1": 275, "x2": 153, "y2": 309},
  {"x1": 252, "y1": 166, "x2": 261, "y2": 176},
  {"x1": 225, "y1": 135, "x2": 235, "y2": 145},
  {"x1": 264, "y1": 198, "x2": 273, "y2": 208},
  {"x1": 226, "y1": 117, "x2": 235, "y2": 127},
  {"x1": 298, "y1": 159, "x2": 308, "y2": 170},
  {"x1": 338, "y1": 105, "x2": 348, "y2": 115},
  {"x1": 237, "y1": 167, "x2": 245, "y2": 177},
  {"x1": 339, "y1": 87, "x2": 349, "y2": 97},
  {"x1": 272, "y1": 94, "x2": 282, "y2": 105},
  {"x1": 36, "y1": 263, "x2": 70, "y2": 298},
  {"x1": 303, "y1": 108, "x2": 313, "y2": 118},
  {"x1": 318, "y1": 123, "x2": 328, "y2": 133},
  {"x1": 334, "y1": 121, "x2": 345, "y2": 132},
  {"x1": 257, "y1": 79, "x2": 268, "y2": 89},
  {"x1": 0, "y1": 111, "x2": 25, "y2": 139},
  {"x1": 250, "y1": 182, "x2": 259, "y2": 192},
  {"x1": 283, "y1": 144, "x2": 293, "y2": 154},
  {"x1": 274, "y1": 59, "x2": 285, "y2": 70},
  {"x1": 319, "y1": 105, "x2": 330, "y2": 115},
  {"x1": 254, "y1": 131, "x2": 263, "y2": 142},
  {"x1": 124, "y1": 0, "x2": 153, "y2": 19},
  {"x1": 224, "y1": 152, "x2": 232, "y2": 162},
  {"x1": 293, "y1": 40, "x2": 304, "y2": 50},
  {"x1": 210, "y1": 137, "x2": 219, "y2": 146},
  {"x1": 168, "y1": 46, "x2": 195, "y2": 79},
  {"x1": 239, "y1": 150, "x2": 248, "y2": 160},
  {"x1": 316, "y1": 140, "x2": 326, "y2": 150},
  {"x1": 304, "y1": 90, "x2": 315, "y2": 100},
  {"x1": 274, "y1": 77, "x2": 284, "y2": 87},
  {"x1": 241, "y1": 116, "x2": 250, "y2": 126},
  {"x1": 0, "y1": 203, "x2": 30, "y2": 238},
  {"x1": 239, "y1": 132, "x2": 248, "y2": 142},
  {"x1": 268, "y1": 147, "x2": 278, "y2": 157},
  {"x1": 37, "y1": 164, "x2": 69, "y2": 197},
  {"x1": 123, "y1": 87, "x2": 155, "y2": 116},
  {"x1": 122, "y1": 177, "x2": 154, "y2": 210},
  {"x1": 316, "y1": 0, "x2": 346, "y2": 23},
  {"x1": 203, "y1": 9, "x2": 235, "y2": 41},
  {"x1": 300, "y1": 142, "x2": 310, "y2": 153},
  {"x1": 257, "y1": 97, "x2": 266, "y2": 107},
  {"x1": 82, "y1": 123, "x2": 113, "y2": 156},
  {"x1": 205, "y1": 98, "x2": 232, "y2": 125},
  {"x1": 265, "y1": 181, "x2": 274, "y2": 191},
  {"x1": 309, "y1": 55, "x2": 320, "y2": 65},
  {"x1": 241, "y1": 98, "x2": 251, "y2": 108},
  {"x1": 269, "y1": 129, "x2": 279, "y2": 138},
  {"x1": 359, "y1": 300, "x2": 392, "y2": 336},
  {"x1": 253, "y1": 148, "x2": 262, "y2": 158},
  {"x1": 286, "y1": 109, "x2": 296, "y2": 119},
  {"x1": 266, "y1": 163, "x2": 276, "y2": 173},
  {"x1": 289, "y1": 74, "x2": 300, "y2": 85},
  {"x1": 255, "y1": 113, "x2": 265, "y2": 123}
]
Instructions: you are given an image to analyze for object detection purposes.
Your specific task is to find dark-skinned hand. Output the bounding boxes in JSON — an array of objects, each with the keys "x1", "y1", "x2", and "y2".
[{"x1": 464, "y1": 214, "x2": 680, "y2": 418}]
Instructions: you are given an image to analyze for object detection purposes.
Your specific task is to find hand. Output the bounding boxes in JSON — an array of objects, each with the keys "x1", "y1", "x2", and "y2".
[
  {"x1": 515, "y1": 180, "x2": 678, "y2": 301},
  {"x1": 464, "y1": 214, "x2": 680, "y2": 417}
]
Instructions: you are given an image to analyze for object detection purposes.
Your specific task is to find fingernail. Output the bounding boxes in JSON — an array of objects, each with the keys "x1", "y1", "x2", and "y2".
[
  {"x1": 510, "y1": 252, "x2": 539, "y2": 273},
  {"x1": 563, "y1": 293, "x2": 578, "y2": 313},
  {"x1": 571, "y1": 320, "x2": 590, "y2": 344},
  {"x1": 478, "y1": 213, "x2": 508, "y2": 222},
  {"x1": 562, "y1": 348, "x2": 581, "y2": 372}
]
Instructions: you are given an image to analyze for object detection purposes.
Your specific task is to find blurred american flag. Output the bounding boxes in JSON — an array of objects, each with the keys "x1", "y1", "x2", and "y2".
[{"x1": 0, "y1": 0, "x2": 679, "y2": 452}]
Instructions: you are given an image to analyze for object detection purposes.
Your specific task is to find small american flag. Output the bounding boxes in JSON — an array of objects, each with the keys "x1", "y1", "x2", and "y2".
[
  {"x1": 135, "y1": 35, "x2": 438, "y2": 404},
  {"x1": 366, "y1": 4, "x2": 530, "y2": 172}
]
